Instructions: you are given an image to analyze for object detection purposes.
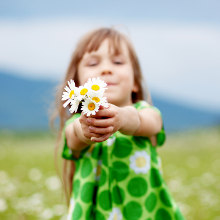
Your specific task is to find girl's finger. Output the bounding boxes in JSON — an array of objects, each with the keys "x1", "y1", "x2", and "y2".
[
  {"x1": 89, "y1": 126, "x2": 113, "y2": 134},
  {"x1": 84, "y1": 132, "x2": 102, "y2": 139},
  {"x1": 99, "y1": 105, "x2": 105, "y2": 110},
  {"x1": 80, "y1": 115, "x2": 92, "y2": 126},
  {"x1": 87, "y1": 117, "x2": 114, "y2": 127},
  {"x1": 91, "y1": 133, "x2": 112, "y2": 142},
  {"x1": 94, "y1": 108, "x2": 115, "y2": 118}
]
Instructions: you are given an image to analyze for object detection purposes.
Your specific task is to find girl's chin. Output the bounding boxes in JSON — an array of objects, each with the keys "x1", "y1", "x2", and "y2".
[
  {"x1": 104, "y1": 95, "x2": 117, "y2": 105},
  {"x1": 105, "y1": 97, "x2": 132, "y2": 107}
]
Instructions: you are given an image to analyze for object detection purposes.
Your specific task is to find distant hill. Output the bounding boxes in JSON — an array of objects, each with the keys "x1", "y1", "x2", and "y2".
[
  {"x1": 153, "y1": 96, "x2": 219, "y2": 132},
  {"x1": 0, "y1": 70, "x2": 57, "y2": 131},
  {"x1": 0, "y1": 70, "x2": 219, "y2": 132}
]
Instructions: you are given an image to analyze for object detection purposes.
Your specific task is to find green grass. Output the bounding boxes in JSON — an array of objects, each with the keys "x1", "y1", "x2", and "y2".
[
  {"x1": 0, "y1": 127, "x2": 220, "y2": 219},
  {"x1": 160, "y1": 127, "x2": 220, "y2": 220},
  {"x1": 0, "y1": 131, "x2": 66, "y2": 220}
]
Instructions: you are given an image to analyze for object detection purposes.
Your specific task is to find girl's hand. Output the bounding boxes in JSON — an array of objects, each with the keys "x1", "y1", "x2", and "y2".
[{"x1": 79, "y1": 104, "x2": 122, "y2": 142}]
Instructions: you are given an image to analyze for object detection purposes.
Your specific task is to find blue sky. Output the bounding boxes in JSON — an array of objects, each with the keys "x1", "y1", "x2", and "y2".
[
  {"x1": 0, "y1": 0, "x2": 219, "y2": 111},
  {"x1": 1, "y1": 0, "x2": 219, "y2": 23}
]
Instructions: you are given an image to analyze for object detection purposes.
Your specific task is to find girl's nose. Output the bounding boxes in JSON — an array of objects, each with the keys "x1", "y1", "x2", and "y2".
[{"x1": 101, "y1": 70, "x2": 112, "y2": 75}]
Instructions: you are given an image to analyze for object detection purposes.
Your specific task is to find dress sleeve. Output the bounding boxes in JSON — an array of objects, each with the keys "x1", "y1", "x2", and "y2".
[
  {"x1": 61, "y1": 113, "x2": 90, "y2": 160},
  {"x1": 134, "y1": 100, "x2": 166, "y2": 147}
]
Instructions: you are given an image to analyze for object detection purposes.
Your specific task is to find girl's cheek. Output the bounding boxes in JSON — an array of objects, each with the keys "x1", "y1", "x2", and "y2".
[
  {"x1": 81, "y1": 69, "x2": 95, "y2": 80},
  {"x1": 78, "y1": 72, "x2": 89, "y2": 85}
]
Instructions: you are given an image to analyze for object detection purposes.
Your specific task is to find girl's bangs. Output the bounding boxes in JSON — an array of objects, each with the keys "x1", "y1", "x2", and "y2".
[{"x1": 84, "y1": 30, "x2": 122, "y2": 55}]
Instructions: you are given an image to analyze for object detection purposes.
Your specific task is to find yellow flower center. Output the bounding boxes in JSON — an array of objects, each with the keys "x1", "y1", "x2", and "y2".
[
  {"x1": 135, "y1": 157, "x2": 146, "y2": 168},
  {"x1": 91, "y1": 84, "x2": 100, "y2": 91},
  {"x1": 80, "y1": 88, "x2": 88, "y2": 95},
  {"x1": 88, "y1": 103, "x2": 95, "y2": 111},
  {"x1": 92, "y1": 97, "x2": 100, "y2": 103},
  {"x1": 69, "y1": 90, "x2": 74, "y2": 98}
]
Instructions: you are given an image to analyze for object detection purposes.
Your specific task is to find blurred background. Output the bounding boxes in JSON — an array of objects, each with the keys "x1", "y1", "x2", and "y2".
[{"x1": 0, "y1": 0, "x2": 219, "y2": 219}]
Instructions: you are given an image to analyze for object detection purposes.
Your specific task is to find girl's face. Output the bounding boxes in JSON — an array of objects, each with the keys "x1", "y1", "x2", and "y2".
[{"x1": 77, "y1": 39, "x2": 138, "y2": 107}]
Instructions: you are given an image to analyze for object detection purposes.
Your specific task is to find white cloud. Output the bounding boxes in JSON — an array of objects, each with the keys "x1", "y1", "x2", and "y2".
[
  {"x1": 130, "y1": 24, "x2": 220, "y2": 111},
  {"x1": 0, "y1": 19, "x2": 219, "y2": 111}
]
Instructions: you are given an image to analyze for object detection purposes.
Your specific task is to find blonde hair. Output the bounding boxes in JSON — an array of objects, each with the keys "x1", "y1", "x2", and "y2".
[{"x1": 51, "y1": 27, "x2": 152, "y2": 202}]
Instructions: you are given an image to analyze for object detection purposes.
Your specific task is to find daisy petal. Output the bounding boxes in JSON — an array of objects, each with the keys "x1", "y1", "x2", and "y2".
[
  {"x1": 68, "y1": 79, "x2": 75, "y2": 90},
  {"x1": 63, "y1": 99, "x2": 71, "y2": 108},
  {"x1": 62, "y1": 94, "x2": 69, "y2": 100},
  {"x1": 69, "y1": 99, "x2": 80, "y2": 113},
  {"x1": 64, "y1": 86, "x2": 71, "y2": 93},
  {"x1": 81, "y1": 98, "x2": 100, "y2": 117}
]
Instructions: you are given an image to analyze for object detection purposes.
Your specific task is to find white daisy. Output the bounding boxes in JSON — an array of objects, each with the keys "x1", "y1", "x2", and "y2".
[
  {"x1": 108, "y1": 208, "x2": 123, "y2": 220},
  {"x1": 62, "y1": 79, "x2": 78, "y2": 108},
  {"x1": 77, "y1": 84, "x2": 90, "y2": 101},
  {"x1": 67, "y1": 198, "x2": 75, "y2": 220},
  {"x1": 69, "y1": 99, "x2": 80, "y2": 113},
  {"x1": 130, "y1": 151, "x2": 151, "y2": 174},
  {"x1": 87, "y1": 77, "x2": 107, "y2": 96},
  {"x1": 88, "y1": 93, "x2": 109, "y2": 108},
  {"x1": 81, "y1": 98, "x2": 100, "y2": 116}
]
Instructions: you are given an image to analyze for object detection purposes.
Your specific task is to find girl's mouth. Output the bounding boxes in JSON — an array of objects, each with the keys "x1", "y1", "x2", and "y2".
[{"x1": 106, "y1": 82, "x2": 117, "y2": 86}]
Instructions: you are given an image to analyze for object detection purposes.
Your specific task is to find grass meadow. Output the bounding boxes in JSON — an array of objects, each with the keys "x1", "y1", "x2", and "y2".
[{"x1": 0, "y1": 127, "x2": 220, "y2": 220}]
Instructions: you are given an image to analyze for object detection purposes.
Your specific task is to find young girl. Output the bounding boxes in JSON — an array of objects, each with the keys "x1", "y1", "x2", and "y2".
[{"x1": 55, "y1": 27, "x2": 185, "y2": 220}]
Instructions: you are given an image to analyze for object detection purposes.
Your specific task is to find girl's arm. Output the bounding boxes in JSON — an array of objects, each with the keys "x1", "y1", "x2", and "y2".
[
  {"x1": 65, "y1": 103, "x2": 162, "y2": 148},
  {"x1": 65, "y1": 112, "x2": 113, "y2": 152},
  {"x1": 86, "y1": 104, "x2": 162, "y2": 142},
  {"x1": 65, "y1": 118, "x2": 92, "y2": 154},
  {"x1": 120, "y1": 105, "x2": 162, "y2": 137}
]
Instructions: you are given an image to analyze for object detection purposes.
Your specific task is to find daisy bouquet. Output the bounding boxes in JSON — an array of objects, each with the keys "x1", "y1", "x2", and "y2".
[{"x1": 62, "y1": 77, "x2": 108, "y2": 116}]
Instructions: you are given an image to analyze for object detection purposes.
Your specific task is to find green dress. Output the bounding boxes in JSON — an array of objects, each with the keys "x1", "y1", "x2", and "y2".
[{"x1": 62, "y1": 101, "x2": 185, "y2": 220}]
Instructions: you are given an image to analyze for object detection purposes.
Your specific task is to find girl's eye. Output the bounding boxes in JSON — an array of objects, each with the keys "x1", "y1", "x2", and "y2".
[
  {"x1": 113, "y1": 57, "x2": 124, "y2": 65},
  {"x1": 113, "y1": 60, "x2": 123, "y2": 65},
  {"x1": 86, "y1": 58, "x2": 98, "y2": 66}
]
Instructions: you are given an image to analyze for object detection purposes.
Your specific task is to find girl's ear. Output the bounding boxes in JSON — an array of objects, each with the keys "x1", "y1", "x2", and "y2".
[{"x1": 132, "y1": 82, "x2": 139, "y2": 93}]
